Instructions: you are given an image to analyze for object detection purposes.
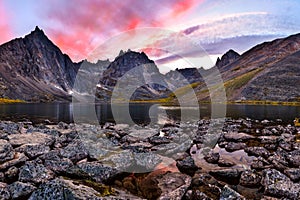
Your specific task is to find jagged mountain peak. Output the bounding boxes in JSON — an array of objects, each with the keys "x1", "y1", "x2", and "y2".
[
  {"x1": 0, "y1": 26, "x2": 79, "y2": 101},
  {"x1": 216, "y1": 49, "x2": 240, "y2": 69}
]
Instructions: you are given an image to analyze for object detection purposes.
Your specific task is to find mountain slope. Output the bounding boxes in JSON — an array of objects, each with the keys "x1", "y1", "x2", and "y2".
[
  {"x1": 0, "y1": 26, "x2": 80, "y2": 101},
  {"x1": 188, "y1": 33, "x2": 300, "y2": 102}
]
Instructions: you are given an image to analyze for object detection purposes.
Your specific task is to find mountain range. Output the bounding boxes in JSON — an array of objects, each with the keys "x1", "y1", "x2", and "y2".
[{"x1": 0, "y1": 26, "x2": 299, "y2": 103}]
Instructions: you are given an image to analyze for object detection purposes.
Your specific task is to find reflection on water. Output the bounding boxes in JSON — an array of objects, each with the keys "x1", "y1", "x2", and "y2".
[{"x1": 0, "y1": 103, "x2": 299, "y2": 124}]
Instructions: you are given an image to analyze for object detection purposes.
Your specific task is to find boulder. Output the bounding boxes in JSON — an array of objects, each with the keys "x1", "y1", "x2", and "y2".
[
  {"x1": 8, "y1": 181, "x2": 36, "y2": 199},
  {"x1": 60, "y1": 140, "x2": 89, "y2": 163},
  {"x1": 19, "y1": 161, "x2": 55, "y2": 184},
  {"x1": 262, "y1": 169, "x2": 300, "y2": 199},
  {"x1": 77, "y1": 162, "x2": 120, "y2": 183}
]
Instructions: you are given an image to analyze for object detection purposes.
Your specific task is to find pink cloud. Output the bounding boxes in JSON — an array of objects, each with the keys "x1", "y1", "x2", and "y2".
[
  {"x1": 0, "y1": 2, "x2": 12, "y2": 44},
  {"x1": 38, "y1": 0, "x2": 203, "y2": 61}
]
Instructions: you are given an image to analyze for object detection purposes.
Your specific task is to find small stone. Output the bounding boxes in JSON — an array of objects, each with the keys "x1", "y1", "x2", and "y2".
[
  {"x1": 258, "y1": 136, "x2": 278, "y2": 144},
  {"x1": 224, "y1": 132, "x2": 254, "y2": 142},
  {"x1": 0, "y1": 139, "x2": 14, "y2": 162},
  {"x1": 24, "y1": 144, "x2": 50, "y2": 159},
  {"x1": 210, "y1": 168, "x2": 243, "y2": 185},
  {"x1": 286, "y1": 150, "x2": 300, "y2": 167},
  {"x1": 0, "y1": 172, "x2": 4, "y2": 182},
  {"x1": 251, "y1": 157, "x2": 271, "y2": 170},
  {"x1": 239, "y1": 170, "x2": 261, "y2": 187},
  {"x1": 57, "y1": 121, "x2": 69, "y2": 129},
  {"x1": 244, "y1": 147, "x2": 270, "y2": 158},
  {"x1": 0, "y1": 182, "x2": 10, "y2": 200},
  {"x1": 0, "y1": 153, "x2": 28, "y2": 170},
  {"x1": 220, "y1": 185, "x2": 245, "y2": 200},
  {"x1": 157, "y1": 172, "x2": 192, "y2": 200},
  {"x1": 204, "y1": 151, "x2": 220, "y2": 164},
  {"x1": 4, "y1": 166, "x2": 19, "y2": 182},
  {"x1": 225, "y1": 142, "x2": 246, "y2": 152},
  {"x1": 284, "y1": 168, "x2": 300, "y2": 182},
  {"x1": 218, "y1": 158, "x2": 235, "y2": 167},
  {"x1": 60, "y1": 140, "x2": 89, "y2": 163},
  {"x1": 176, "y1": 156, "x2": 198, "y2": 176}
]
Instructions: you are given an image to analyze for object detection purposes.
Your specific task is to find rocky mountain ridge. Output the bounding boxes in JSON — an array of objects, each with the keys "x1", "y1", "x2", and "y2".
[{"x1": 0, "y1": 27, "x2": 300, "y2": 102}]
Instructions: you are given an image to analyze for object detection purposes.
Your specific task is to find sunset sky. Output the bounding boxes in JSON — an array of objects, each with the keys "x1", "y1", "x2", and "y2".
[{"x1": 1, "y1": 0, "x2": 300, "y2": 70}]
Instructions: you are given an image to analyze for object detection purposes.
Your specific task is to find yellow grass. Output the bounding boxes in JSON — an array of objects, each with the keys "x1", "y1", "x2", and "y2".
[{"x1": 0, "y1": 98, "x2": 25, "y2": 104}]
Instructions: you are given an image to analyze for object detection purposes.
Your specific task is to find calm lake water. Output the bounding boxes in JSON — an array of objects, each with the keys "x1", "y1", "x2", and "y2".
[{"x1": 0, "y1": 103, "x2": 299, "y2": 124}]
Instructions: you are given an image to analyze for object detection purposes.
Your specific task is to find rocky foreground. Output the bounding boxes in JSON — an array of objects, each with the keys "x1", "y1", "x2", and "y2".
[{"x1": 0, "y1": 118, "x2": 300, "y2": 200}]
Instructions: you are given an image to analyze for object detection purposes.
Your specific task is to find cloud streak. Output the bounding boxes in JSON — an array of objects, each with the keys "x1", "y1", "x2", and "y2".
[{"x1": 37, "y1": 0, "x2": 203, "y2": 61}]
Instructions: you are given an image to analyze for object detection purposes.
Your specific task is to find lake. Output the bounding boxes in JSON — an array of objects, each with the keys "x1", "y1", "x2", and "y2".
[{"x1": 0, "y1": 103, "x2": 299, "y2": 124}]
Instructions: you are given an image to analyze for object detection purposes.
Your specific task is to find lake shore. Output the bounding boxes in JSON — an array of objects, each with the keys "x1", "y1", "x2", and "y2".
[{"x1": 0, "y1": 118, "x2": 300, "y2": 199}]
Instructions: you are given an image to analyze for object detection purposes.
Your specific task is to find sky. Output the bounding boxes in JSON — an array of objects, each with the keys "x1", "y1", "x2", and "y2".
[{"x1": 1, "y1": 0, "x2": 300, "y2": 71}]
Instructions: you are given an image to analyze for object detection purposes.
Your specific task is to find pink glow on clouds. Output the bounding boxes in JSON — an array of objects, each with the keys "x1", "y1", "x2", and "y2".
[
  {"x1": 40, "y1": 0, "x2": 203, "y2": 61},
  {"x1": 0, "y1": 2, "x2": 12, "y2": 44}
]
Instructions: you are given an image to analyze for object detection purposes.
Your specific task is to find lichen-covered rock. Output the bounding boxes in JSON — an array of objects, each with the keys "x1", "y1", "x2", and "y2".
[
  {"x1": 40, "y1": 150, "x2": 74, "y2": 174},
  {"x1": 134, "y1": 152, "x2": 162, "y2": 172},
  {"x1": 284, "y1": 168, "x2": 300, "y2": 182},
  {"x1": 184, "y1": 190, "x2": 212, "y2": 200},
  {"x1": 220, "y1": 185, "x2": 245, "y2": 200},
  {"x1": 28, "y1": 178, "x2": 101, "y2": 200},
  {"x1": 8, "y1": 181, "x2": 36, "y2": 199},
  {"x1": 19, "y1": 161, "x2": 55, "y2": 184},
  {"x1": 286, "y1": 150, "x2": 300, "y2": 167},
  {"x1": 157, "y1": 172, "x2": 192, "y2": 200},
  {"x1": 60, "y1": 140, "x2": 89, "y2": 163},
  {"x1": 8, "y1": 132, "x2": 54, "y2": 147},
  {"x1": 262, "y1": 168, "x2": 300, "y2": 199},
  {"x1": 77, "y1": 162, "x2": 120, "y2": 183},
  {"x1": 23, "y1": 144, "x2": 50, "y2": 159},
  {"x1": 0, "y1": 153, "x2": 28, "y2": 170},
  {"x1": 0, "y1": 139, "x2": 14, "y2": 162}
]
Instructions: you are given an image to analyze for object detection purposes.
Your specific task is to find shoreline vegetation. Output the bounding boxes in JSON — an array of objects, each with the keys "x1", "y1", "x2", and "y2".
[
  {"x1": 0, "y1": 98, "x2": 25, "y2": 104},
  {"x1": 1, "y1": 97, "x2": 300, "y2": 106},
  {"x1": 131, "y1": 99, "x2": 300, "y2": 106}
]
